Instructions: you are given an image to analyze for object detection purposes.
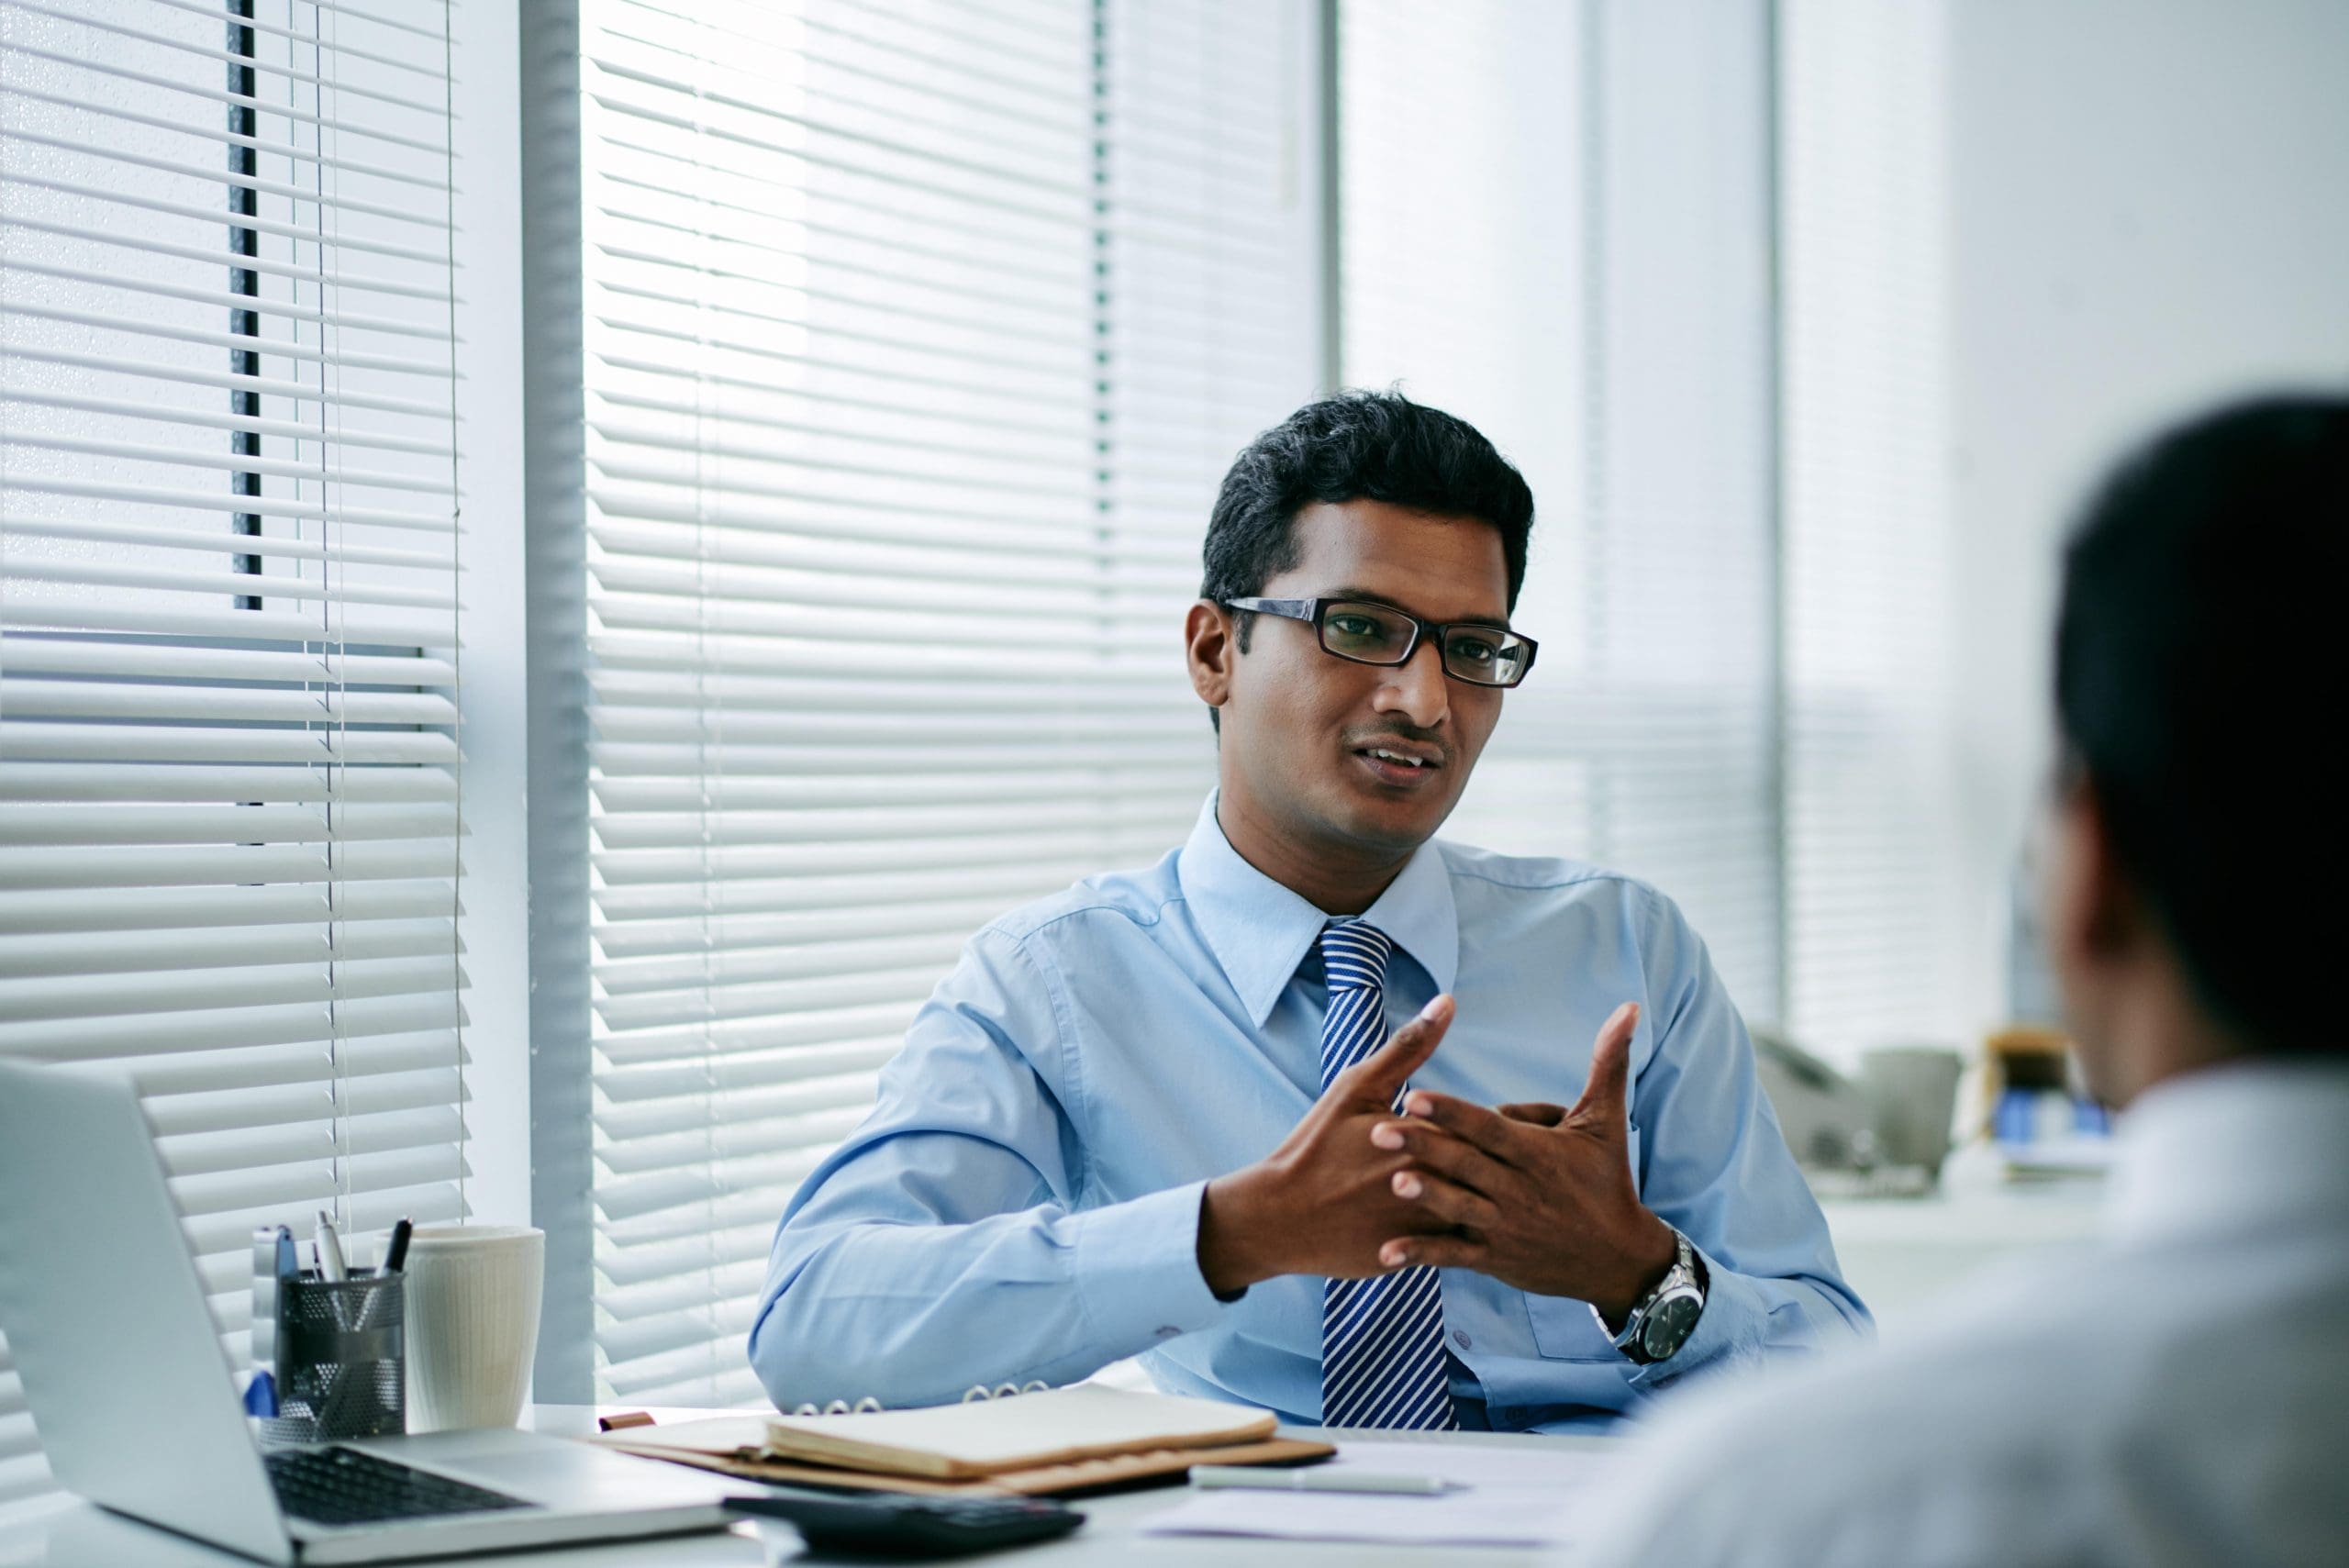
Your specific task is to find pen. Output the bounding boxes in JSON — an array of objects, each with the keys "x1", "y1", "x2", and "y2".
[
  {"x1": 381, "y1": 1216, "x2": 413, "y2": 1275},
  {"x1": 314, "y1": 1209, "x2": 348, "y2": 1284},
  {"x1": 274, "y1": 1225, "x2": 298, "y2": 1283},
  {"x1": 1189, "y1": 1466, "x2": 1460, "y2": 1496}
]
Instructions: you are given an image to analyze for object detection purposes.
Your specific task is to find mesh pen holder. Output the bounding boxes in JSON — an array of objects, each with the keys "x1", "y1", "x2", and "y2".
[{"x1": 263, "y1": 1272, "x2": 405, "y2": 1444}]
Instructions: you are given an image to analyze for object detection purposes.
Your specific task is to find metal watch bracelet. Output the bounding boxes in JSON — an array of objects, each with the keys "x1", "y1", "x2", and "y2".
[{"x1": 1593, "y1": 1226, "x2": 1705, "y2": 1366}]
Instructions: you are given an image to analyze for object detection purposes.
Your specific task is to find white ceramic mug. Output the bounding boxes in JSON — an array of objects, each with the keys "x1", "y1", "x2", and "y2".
[{"x1": 400, "y1": 1225, "x2": 544, "y2": 1433}]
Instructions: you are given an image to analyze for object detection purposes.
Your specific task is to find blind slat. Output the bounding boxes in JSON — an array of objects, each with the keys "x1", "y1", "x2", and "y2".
[
  {"x1": 1, "y1": 516, "x2": 453, "y2": 570},
  {"x1": 2, "y1": 436, "x2": 452, "y2": 496},
  {"x1": 159, "y1": 1105, "x2": 468, "y2": 1181},
  {"x1": 0, "y1": 802, "x2": 460, "y2": 847},
  {"x1": 0, "y1": 171, "x2": 454, "y2": 265},
  {"x1": 0, "y1": 599, "x2": 456, "y2": 646},
  {"x1": 0, "y1": 639, "x2": 456, "y2": 687},
  {"x1": 0, "y1": 683, "x2": 457, "y2": 728},
  {"x1": 0, "y1": 722, "x2": 458, "y2": 767},
  {"x1": 0, "y1": 990, "x2": 464, "y2": 1063},
  {"x1": 120, "y1": 1029, "x2": 466, "y2": 1099},
  {"x1": 0, "y1": 917, "x2": 460, "y2": 979},
  {"x1": 142, "y1": 1067, "x2": 465, "y2": 1140},
  {"x1": 0, "y1": 953, "x2": 465, "y2": 1024},
  {"x1": 0, "y1": 386, "x2": 452, "y2": 455},
  {"x1": 0, "y1": 879, "x2": 458, "y2": 937}
]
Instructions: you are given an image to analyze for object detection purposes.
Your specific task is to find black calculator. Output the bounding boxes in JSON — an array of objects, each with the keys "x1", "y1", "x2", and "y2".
[{"x1": 724, "y1": 1491, "x2": 1085, "y2": 1558}]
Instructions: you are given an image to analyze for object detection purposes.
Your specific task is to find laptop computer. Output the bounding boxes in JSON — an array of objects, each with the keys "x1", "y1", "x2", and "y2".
[{"x1": 0, "y1": 1057, "x2": 740, "y2": 1563}]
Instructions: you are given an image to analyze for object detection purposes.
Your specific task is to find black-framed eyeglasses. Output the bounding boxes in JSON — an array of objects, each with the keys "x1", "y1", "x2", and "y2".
[{"x1": 1223, "y1": 597, "x2": 1539, "y2": 689}]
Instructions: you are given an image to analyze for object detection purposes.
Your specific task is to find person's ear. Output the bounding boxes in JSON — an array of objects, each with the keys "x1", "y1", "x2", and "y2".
[
  {"x1": 1186, "y1": 599, "x2": 1235, "y2": 711},
  {"x1": 2045, "y1": 769, "x2": 2140, "y2": 979},
  {"x1": 2044, "y1": 763, "x2": 2172, "y2": 1105}
]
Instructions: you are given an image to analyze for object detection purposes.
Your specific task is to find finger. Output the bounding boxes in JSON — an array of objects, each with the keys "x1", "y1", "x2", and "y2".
[
  {"x1": 1378, "y1": 1234, "x2": 1486, "y2": 1272},
  {"x1": 1397, "y1": 1090, "x2": 1523, "y2": 1162},
  {"x1": 1375, "y1": 1122, "x2": 1514, "y2": 1199},
  {"x1": 1497, "y1": 1101, "x2": 1568, "y2": 1128},
  {"x1": 1567, "y1": 1002, "x2": 1641, "y2": 1123},
  {"x1": 1389, "y1": 1169, "x2": 1501, "y2": 1231},
  {"x1": 1344, "y1": 994, "x2": 1454, "y2": 1106}
]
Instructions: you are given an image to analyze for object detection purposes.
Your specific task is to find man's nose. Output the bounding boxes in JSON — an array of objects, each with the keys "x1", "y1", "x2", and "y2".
[{"x1": 1371, "y1": 639, "x2": 1450, "y2": 729}]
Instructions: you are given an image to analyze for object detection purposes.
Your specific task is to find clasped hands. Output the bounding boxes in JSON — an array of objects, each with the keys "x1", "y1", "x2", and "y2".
[{"x1": 1197, "y1": 995, "x2": 1676, "y2": 1325}]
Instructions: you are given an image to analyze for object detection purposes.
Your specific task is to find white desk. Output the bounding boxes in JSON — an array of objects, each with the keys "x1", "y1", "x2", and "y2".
[
  {"x1": 0, "y1": 1413, "x2": 1615, "y2": 1567},
  {"x1": 1819, "y1": 1144, "x2": 2105, "y2": 1337}
]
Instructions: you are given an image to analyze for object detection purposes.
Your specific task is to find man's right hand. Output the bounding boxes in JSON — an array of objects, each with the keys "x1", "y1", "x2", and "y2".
[{"x1": 1195, "y1": 995, "x2": 1456, "y2": 1296}]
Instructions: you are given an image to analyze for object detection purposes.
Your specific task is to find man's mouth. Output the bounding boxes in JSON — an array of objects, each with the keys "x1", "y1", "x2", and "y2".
[{"x1": 1352, "y1": 740, "x2": 1445, "y2": 784}]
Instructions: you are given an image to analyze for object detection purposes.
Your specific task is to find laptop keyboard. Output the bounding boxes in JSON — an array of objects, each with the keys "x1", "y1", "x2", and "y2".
[{"x1": 265, "y1": 1446, "x2": 536, "y2": 1528}]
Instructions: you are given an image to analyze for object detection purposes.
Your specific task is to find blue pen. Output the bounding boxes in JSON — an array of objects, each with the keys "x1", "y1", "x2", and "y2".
[
  {"x1": 275, "y1": 1225, "x2": 298, "y2": 1282},
  {"x1": 243, "y1": 1369, "x2": 278, "y2": 1418}
]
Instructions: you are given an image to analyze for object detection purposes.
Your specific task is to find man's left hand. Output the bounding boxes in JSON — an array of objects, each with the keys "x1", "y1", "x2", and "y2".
[{"x1": 1370, "y1": 1000, "x2": 1677, "y2": 1326}]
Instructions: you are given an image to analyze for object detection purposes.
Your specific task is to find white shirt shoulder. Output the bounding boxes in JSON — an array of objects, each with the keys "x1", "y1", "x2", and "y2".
[{"x1": 1580, "y1": 1064, "x2": 2349, "y2": 1568}]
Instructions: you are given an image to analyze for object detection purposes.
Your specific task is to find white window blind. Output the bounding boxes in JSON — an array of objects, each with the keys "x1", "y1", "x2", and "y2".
[
  {"x1": 1779, "y1": 0, "x2": 1964, "y2": 1060},
  {"x1": 1339, "y1": 0, "x2": 1785, "y2": 1022},
  {"x1": 0, "y1": 0, "x2": 464, "y2": 1508},
  {"x1": 570, "y1": 0, "x2": 1319, "y2": 1407}
]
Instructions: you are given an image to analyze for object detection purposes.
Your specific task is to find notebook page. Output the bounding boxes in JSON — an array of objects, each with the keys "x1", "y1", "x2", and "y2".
[{"x1": 760, "y1": 1385, "x2": 1277, "y2": 1475}]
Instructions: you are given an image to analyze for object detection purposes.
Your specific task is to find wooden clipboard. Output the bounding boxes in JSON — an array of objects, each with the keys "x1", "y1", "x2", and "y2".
[{"x1": 593, "y1": 1426, "x2": 1334, "y2": 1500}]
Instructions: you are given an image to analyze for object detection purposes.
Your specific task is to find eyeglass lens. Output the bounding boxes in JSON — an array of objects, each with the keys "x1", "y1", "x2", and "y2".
[{"x1": 1319, "y1": 601, "x2": 1528, "y2": 686}]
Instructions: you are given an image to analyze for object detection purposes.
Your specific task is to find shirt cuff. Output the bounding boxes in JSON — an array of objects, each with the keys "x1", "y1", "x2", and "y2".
[
  {"x1": 1066, "y1": 1179, "x2": 1228, "y2": 1352},
  {"x1": 1623, "y1": 1239, "x2": 1773, "y2": 1390}
]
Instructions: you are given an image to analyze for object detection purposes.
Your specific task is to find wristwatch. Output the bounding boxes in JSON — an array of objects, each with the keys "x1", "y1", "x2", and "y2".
[{"x1": 1594, "y1": 1227, "x2": 1707, "y2": 1366}]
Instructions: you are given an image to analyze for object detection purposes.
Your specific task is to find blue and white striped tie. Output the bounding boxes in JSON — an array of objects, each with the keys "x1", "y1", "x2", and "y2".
[{"x1": 1317, "y1": 920, "x2": 1458, "y2": 1430}]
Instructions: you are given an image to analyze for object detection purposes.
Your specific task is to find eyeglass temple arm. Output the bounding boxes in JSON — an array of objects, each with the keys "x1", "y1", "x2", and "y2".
[{"x1": 1223, "y1": 597, "x2": 1317, "y2": 620}]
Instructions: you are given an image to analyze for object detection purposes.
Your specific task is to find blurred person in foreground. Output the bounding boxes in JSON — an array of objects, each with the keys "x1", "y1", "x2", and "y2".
[
  {"x1": 1584, "y1": 393, "x2": 2349, "y2": 1566},
  {"x1": 751, "y1": 391, "x2": 1866, "y2": 1429}
]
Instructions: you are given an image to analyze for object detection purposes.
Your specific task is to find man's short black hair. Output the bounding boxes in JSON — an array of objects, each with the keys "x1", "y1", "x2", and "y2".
[
  {"x1": 1202, "y1": 389, "x2": 1535, "y2": 629},
  {"x1": 2055, "y1": 392, "x2": 2349, "y2": 1058}
]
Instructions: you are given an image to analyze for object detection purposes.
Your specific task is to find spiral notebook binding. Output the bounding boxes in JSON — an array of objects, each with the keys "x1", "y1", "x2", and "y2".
[{"x1": 782, "y1": 1380, "x2": 1049, "y2": 1418}]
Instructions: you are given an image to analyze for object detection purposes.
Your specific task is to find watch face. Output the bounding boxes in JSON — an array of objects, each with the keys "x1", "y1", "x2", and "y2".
[{"x1": 1640, "y1": 1294, "x2": 1702, "y2": 1360}]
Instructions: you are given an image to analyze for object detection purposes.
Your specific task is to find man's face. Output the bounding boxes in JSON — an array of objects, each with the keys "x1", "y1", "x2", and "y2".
[{"x1": 1216, "y1": 499, "x2": 1511, "y2": 860}]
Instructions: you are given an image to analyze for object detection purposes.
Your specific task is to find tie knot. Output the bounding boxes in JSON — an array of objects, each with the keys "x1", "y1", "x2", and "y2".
[{"x1": 1319, "y1": 920, "x2": 1394, "y2": 995}]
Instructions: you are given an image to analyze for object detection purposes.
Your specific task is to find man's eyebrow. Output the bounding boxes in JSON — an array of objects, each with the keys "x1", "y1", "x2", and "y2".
[{"x1": 1328, "y1": 586, "x2": 1512, "y2": 631}]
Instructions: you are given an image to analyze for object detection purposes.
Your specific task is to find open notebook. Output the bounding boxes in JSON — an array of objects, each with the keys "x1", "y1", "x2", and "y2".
[{"x1": 591, "y1": 1385, "x2": 1330, "y2": 1496}]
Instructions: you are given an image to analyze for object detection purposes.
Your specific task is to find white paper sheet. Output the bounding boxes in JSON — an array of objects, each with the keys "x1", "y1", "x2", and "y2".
[{"x1": 1141, "y1": 1440, "x2": 1623, "y2": 1548}]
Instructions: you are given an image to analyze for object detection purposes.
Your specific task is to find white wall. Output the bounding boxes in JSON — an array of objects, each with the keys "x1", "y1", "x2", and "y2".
[{"x1": 1944, "y1": 0, "x2": 2349, "y2": 1036}]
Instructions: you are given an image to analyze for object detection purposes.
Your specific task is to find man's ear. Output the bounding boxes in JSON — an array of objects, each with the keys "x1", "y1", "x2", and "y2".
[
  {"x1": 2046, "y1": 772, "x2": 2138, "y2": 974},
  {"x1": 1186, "y1": 599, "x2": 1235, "y2": 711}
]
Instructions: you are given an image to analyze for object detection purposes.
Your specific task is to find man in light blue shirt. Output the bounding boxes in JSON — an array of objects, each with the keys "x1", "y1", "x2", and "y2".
[{"x1": 751, "y1": 392, "x2": 1866, "y2": 1429}]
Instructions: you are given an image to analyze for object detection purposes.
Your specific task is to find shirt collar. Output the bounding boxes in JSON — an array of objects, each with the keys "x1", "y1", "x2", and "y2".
[
  {"x1": 2107, "y1": 1057, "x2": 2349, "y2": 1246},
  {"x1": 1176, "y1": 790, "x2": 1460, "y2": 1028}
]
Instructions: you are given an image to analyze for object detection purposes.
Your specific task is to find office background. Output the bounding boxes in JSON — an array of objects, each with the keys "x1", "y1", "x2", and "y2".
[{"x1": 2, "y1": 0, "x2": 2344, "y2": 1512}]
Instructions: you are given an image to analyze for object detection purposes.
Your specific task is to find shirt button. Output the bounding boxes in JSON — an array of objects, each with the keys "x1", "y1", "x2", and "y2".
[{"x1": 1453, "y1": 1329, "x2": 1473, "y2": 1351}]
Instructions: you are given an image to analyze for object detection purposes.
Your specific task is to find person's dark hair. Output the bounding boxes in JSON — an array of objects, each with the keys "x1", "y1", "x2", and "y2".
[
  {"x1": 1202, "y1": 388, "x2": 1534, "y2": 641},
  {"x1": 2054, "y1": 392, "x2": 2349, "y2": 1058}
]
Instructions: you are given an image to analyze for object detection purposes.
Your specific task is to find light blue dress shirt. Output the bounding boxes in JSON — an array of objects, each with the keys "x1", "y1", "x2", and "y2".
[{"x1": 751, "y1": 794, "x2": 1868, "y2": 1429}]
